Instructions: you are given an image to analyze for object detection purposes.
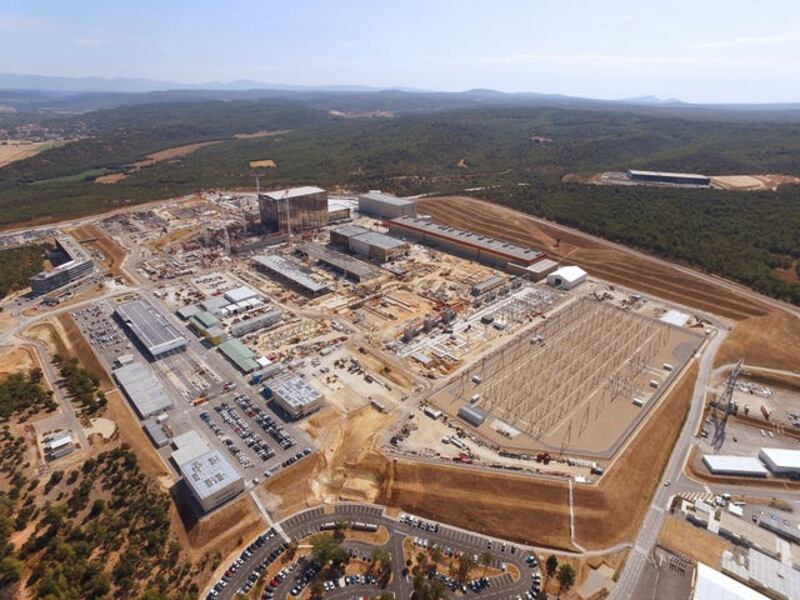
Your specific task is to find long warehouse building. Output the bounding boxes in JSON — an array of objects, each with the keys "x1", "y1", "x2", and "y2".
[
  {"x1": 252, "y1": 254, "x2": 329, "y2": 296},
  {"x1": 29, "y1": 234, "x2": 95, "y2": 295},
  {"x1": 116, "y1": 298, "x2": 188, "y2": 358},
  {"x1": 114, "y1": 361, "x2": 174, "y2": 419},
  {"x1": 388, "y1": 216, "x2": 545, "y2": 271},
  {"x1": 628, "y1": 169, "x2": 710, "y2": 186}
]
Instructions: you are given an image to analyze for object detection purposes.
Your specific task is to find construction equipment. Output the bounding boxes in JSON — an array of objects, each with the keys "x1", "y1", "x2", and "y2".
[{"x1": 711, "y1": 359, "x2": 743, "y2": 451}]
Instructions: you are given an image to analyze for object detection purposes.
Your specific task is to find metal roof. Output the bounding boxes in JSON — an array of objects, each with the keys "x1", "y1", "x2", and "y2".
[
  {"x1": 298, "y1": 242, "x2": 381, "y2": 281},
  {"x1": 224, "y1": 285, "x2": 258, "y2": 303},
  {"x1": 114, "y1": 361, "x2": 173, "y2": 418},
  {"x1": 252, "y1": 254, "x2": 329, "y2": 294},
  {"x1": 116, "y1": 299, "x2": 187, "y2": 357},
  {"x1": 628, "y1": 169, "x2": 708, "y2": 180},
  {"x1": 332, "y1": 224, "x2": 371, "y2": 239},
  {"x1": 171, "y1": 430, "x2": 211, "y2": 466},
  {"x1": 360, "y1": 191, "x2": 415, "y2": 207},
  {"x1": 270, "y1": 374, "x2": 322, "y2": 409},
  {"x1": 218, "y1": 339, "x2": 260, "y2": 373},
  {"x1": 262, "y1": 186, "x2": 326, "y2": 200},
  {"x1": 179, "y1": 449, "x2": 242, "y2": 500},
  {"x1": 702, "y1": 455, "x2": 768, "y2": 476},
  {"x1": 759, "y1": 447, "x2": 800, "y2": 470},
  {"x1": 525, "y1": 258, "x2": 559, "y2": 274},
  {"x1": 390, "y1": 216, "x2": 543, "y2": 264},
  {"x1": 695, "y1": 562, "x2": 768, "y2": 600},
  {"x1": 351, "y1": 230, "x2": 407, "y2": 250}
]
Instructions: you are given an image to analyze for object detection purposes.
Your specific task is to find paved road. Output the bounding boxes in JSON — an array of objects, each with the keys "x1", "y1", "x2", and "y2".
[
  {"x1": 611, "y1": 329, "x2": 727, "y2": 599},
  {"x1": 211, "y1": 503, "x2": 538, "y2": 600}
]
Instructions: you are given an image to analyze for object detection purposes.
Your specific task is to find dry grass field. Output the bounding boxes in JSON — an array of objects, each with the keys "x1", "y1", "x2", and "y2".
[
  {"x1": 714, "y1": 310, "x2": 800, "y2": 372},
  {"x1": 657, "y1": 517, "x2": 728, "y2": 567},
  {"x1": 68, "y1": 222, "x2": 129, "y2": 280}
]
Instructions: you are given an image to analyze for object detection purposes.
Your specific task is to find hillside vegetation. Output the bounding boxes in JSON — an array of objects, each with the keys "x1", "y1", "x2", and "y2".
[{"x1": 1, "y1": 102, "x2": 799, "y2": 303}]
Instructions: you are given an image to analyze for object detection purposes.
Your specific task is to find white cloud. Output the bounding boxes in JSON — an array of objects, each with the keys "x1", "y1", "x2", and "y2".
[
  {"x1": 0, "y1": 14, "x2": 52, "y2": 32},
  {"x1": 688, "y1": 30, "x2": 800, "y2": 50}
]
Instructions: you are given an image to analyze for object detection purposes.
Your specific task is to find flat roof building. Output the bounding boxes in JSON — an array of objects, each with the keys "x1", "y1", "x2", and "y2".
[
  {"x1": 252, "y1": 254, "x2": 329, "y2": 296},
  {"x1": 258, "y1": 186, "x2": 328, "y2": 232},
  {"x1": 358, "y1": 191, "x2": 417, "y2": 220},
  {"x1": 116, "y1": 298, "x2": 187, "y2": 358},
  {"x1": 268, "y1": 374, "x2": 323, "y2": 419},
  {"x1": 218, "y1": 339, "x2": 261, "y2": 373},
  {"x1": 694, "y1": 562, "x2": 769, "y2": 600},
  {"x1": 758, "y1": 448, "x2": 800, "y2": 476},
  {"x1": 114, "y1": 361, "x2": 174, "y2": 419},
  {"x1": 179, "y1": 449, "x2": 244, "y2": 513},
  {"x1": 329, "y1": 224, "x2": 408, "y2": 262},
  {"x1": 171, "y1": 430, "x2": 212, "y2": 467},
  {"x1": 628, "y1": 169, "x2": 710, "y2": 186},
  {"x1": 388, "y1": 216, "x2": 544, "y2": 270},
  {"x1": 224, "y1": 285, "x2": 259, "y2": 304},
  {"x1": 703, "y1": 455, "x2": 769, "y2": 477},
  {"x1": 29, "y1": 234, "x2": 95, "y2": 295},
  {"x1": 297, "y1": 242, "x2": 382, "y2": 283},
  {"x1": 722, "y1": 548, "x2": 800, "y2": 600},
  {"x1": 229, "y1": 308, "x2": 283, "y2": 338}
]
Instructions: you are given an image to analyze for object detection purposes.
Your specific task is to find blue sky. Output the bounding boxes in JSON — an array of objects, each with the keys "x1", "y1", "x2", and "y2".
[{"x1": 1, "y1": 0, "x2": 799, "y2": 102}]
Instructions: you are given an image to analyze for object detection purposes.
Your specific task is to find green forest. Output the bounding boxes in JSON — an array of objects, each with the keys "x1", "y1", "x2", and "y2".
[
  {"x1": 0, "y1": 244, "x2": 45, "y2": 298},
  {"x1": 1, "y1": 100, "x2": 799, "y2": 303}
]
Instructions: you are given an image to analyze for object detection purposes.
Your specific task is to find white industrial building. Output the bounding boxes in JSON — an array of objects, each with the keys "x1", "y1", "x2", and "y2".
[
  {"x1": 702, "y1": 455, "x2": 768, "y2": 478},
  {"x1": 171, "y1": 430, "x2": 211, "y2": 467},
  {"x1": 116, "y1": 298, "x2": 187, "y2": 358},
  {"x1": 693, "y1": 562, "x2": 769, "y2": 600},
  {"x1": 268, "y1": 374, "x2": 324, "y2": 419},
  {"x1": 114, "y1": 361, "x2": 174, "y2": 419},
  {"x1": 179, "y1": 449, "x2": 244, "y2": 513},
  {"x1": 358, "y1": 191, "x2": 417, "y2": 219},
  {"x1": 758, "y1": 448, "x2": 800, "y2": 476},
  {"x1": 547, "y1": 266, "x2": 587, "y2": 290},
  {"x1": 224, "y1": 285, "x2": 259, "y2": 304}
]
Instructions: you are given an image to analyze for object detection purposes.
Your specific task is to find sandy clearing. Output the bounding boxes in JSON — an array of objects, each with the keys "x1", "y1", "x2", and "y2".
[
  {"x1": 0, "y1": 140, "x2": 72, "y2": 167},
  {"x1": 712, "y1": 174, "x2": 800, "y2": 191},
  {"x1": 129, "y1": 140, "x2": 223, "y2": 169},
  {"x1": 657, "y1": 516, "x2": 728, "y2": 568},
  {"x1": 68, "y1": 222, "x2": 129, "y2": 280},
  {"x1": 235, "y1": 129, "x2": 292, "y2": 139},
  {"x1": 94, "y1": 172, "x2": 128, "y2": 184},
  {"x1": 250, "y1": 159, "x2": 277, "y2": 168},
  {"x1": 0, "y1": 345, "x2": 38, "y2": 377}
]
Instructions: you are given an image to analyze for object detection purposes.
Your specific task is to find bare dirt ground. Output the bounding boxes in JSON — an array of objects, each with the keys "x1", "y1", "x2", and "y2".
[
  {"x1": 714, "y1": 310, "x2": 800, "y2": 372},
  {"x1": 68, "y1": 222, "x2": 129, "y2": 280},
  {"x1": 130, "y1": 140, "x2": 223, "y2": 168},
  {"x1": 657, "y1": 516, "x2": 728, "y2": 567},
  {"x1": 416, "y1": 196, "x2": 769, "y2": 321},
  {"x1": 0, "y1": 345, "x2": 38, "y2": 376},
  {"x1": 712, "y1": 174, "x2": 800, "y2": 191},
  {"x1": 250, "y1": 159, "x2": 277, "y2": 168},
  {"x1": 94, "y1": 172, "x2": 128, "y2": 184}
]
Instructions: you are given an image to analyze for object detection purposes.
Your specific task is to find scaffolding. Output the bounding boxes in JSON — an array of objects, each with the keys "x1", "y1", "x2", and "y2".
[{"x1": 460, "y1": 299, "x2": 670, "y2": 446}]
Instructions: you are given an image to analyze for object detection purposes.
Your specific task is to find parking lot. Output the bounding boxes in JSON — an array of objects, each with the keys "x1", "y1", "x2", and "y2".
[
  {"x1": 209, "y1": 504, "x2": 542, "y2": 600},
  {"x1": 72, "y1": 297, "x2": 315, "y2": 487}
]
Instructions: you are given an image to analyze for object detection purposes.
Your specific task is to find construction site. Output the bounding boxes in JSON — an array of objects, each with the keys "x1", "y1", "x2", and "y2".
[{"x1": 427, "y1": 298, "x2": 702, "y2": 458}]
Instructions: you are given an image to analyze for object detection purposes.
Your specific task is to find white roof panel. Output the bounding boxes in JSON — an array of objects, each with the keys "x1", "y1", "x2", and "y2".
[
  {"x1": 703, "y1": 455, "x2": 768, "y2": 476},
  {"x1": 224, "y1": 285, "x2": 258, "y2": 303},
  {"x1": 759, "y1": 447, "x2": 800, "y2": 469},
  {"x1": 551, "y1": 266, "x2": 587, "y2": 283},
  {"x1": 694, "y1": 562, "x2": 768, "y2": 600}
]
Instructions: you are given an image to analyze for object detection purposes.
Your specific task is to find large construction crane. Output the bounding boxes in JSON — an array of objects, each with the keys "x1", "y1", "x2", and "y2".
[{"x1": 711, "y1": 359, "x2": 744, "y2": 451}]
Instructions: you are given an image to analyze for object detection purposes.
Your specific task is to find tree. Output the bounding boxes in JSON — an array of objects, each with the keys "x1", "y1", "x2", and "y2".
[
  {"x1": 286, "y1": 540, "x2": 298, "y2": 560},
  {"x1": 309, "y1": 579, "x2": 325, "y2": 600},
  {"x1": 556, "y1": 564, "x2": 575, "y2": 597},
  {"x1": 428, "y1": 545, "x2": 443, "y2": 569},
  {"x1": 479, "y1": 551, "x2": 493, "y2": 576},
  {"x1": 456, "y1": 553, "x2": 475, "y2": 584},
  {"x1": 545, "y1": 554, "x2": 558, "y2": 589},
  {"x1": 310, "y1": 533, "x2": 347, "y2": 571},
  {"x1": 0, "y1": 556, "x2": 22, "y2": 584}
]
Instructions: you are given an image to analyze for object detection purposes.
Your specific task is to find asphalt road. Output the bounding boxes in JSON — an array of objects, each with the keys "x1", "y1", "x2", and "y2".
[
  {"x1": 211, "y1": 503, "x2": 539, "y2": 600},
  {"x1": 611, "y1": 328, "x2": 728, "y2": 599}
]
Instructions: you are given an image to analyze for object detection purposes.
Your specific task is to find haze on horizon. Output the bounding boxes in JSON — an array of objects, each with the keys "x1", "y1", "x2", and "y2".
[{"x1": 1, "y1": 0, "x2": 799, "y2": 104}]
